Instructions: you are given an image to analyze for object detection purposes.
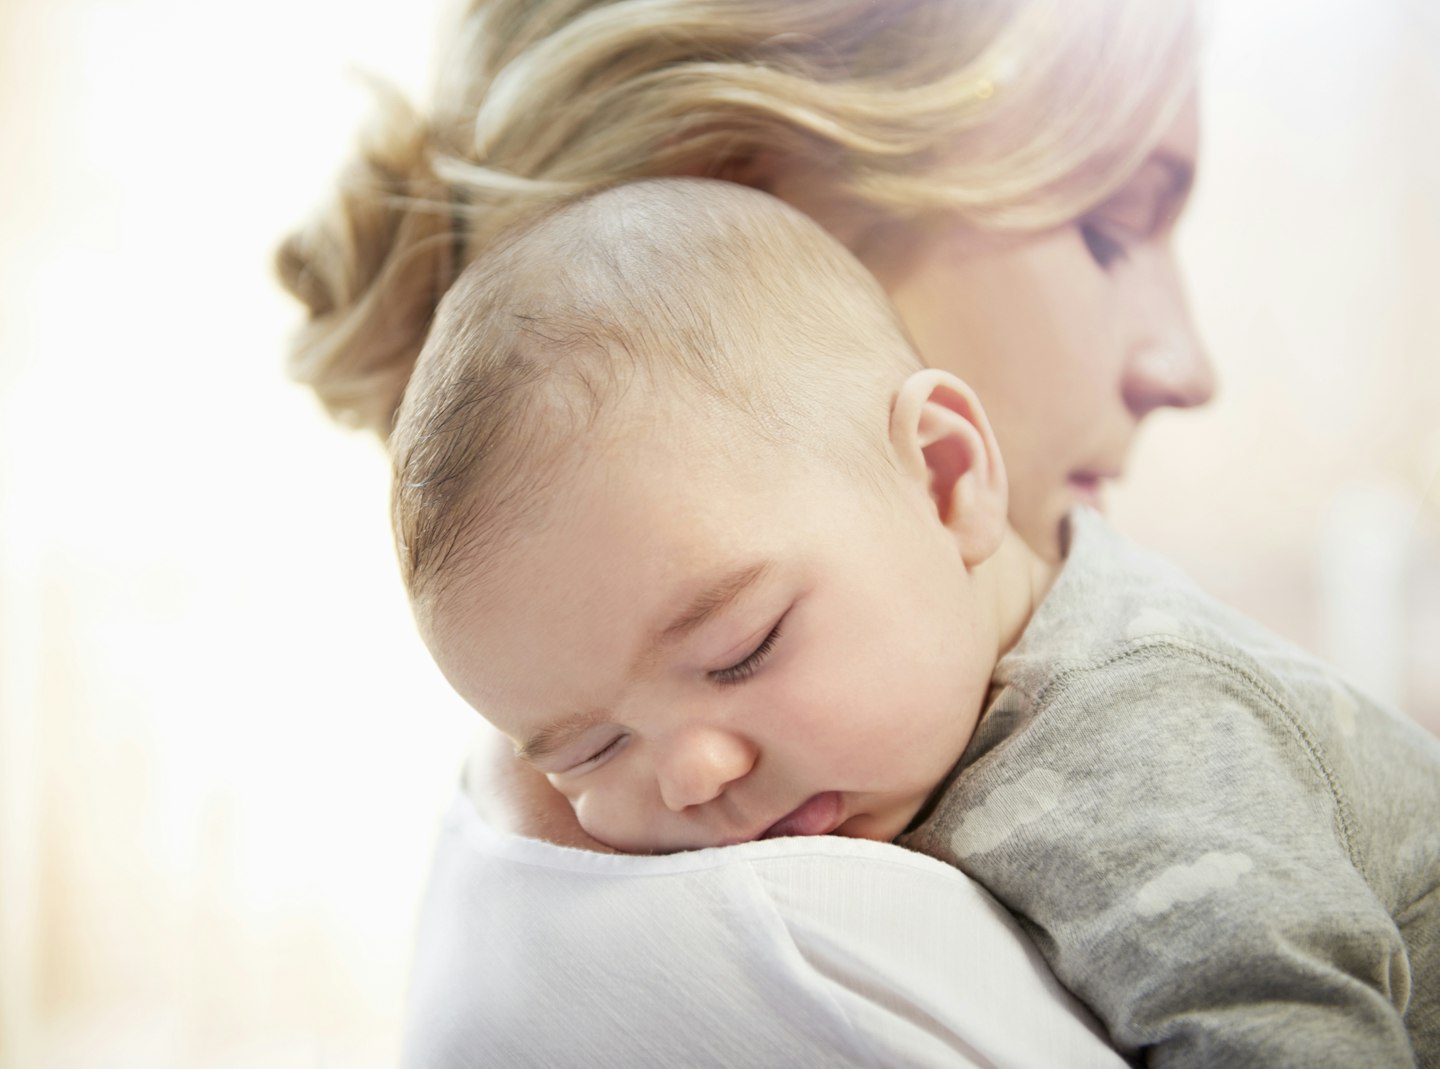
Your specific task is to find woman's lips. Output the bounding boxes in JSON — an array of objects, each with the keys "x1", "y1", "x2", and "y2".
[
  {"x1": 760, "y1": 792, "x2": 845, "y2": 840},
  {"x1": 1067, "y1": 472, "x2": 1116, "y2": 511}
]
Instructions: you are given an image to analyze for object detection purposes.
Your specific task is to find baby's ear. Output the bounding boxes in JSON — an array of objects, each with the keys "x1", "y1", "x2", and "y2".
[{"x1": 890, "y1": 370, "x2": 1008, "y2": 567}]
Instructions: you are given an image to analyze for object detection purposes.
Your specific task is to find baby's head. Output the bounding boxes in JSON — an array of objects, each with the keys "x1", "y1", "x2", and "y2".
[{"x1": 392, "y1": 178, "x2": 1018, "y2": 852}]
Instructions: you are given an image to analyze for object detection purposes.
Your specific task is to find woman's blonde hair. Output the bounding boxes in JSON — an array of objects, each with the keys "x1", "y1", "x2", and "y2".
[{"x1": 277, "y1": 0, "x2": 1199, "y2": 437}]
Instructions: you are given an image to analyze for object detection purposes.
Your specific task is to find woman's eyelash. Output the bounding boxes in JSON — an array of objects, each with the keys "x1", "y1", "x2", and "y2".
[
  {"x1": 711, "y1": 619, "x2": 785, "y2": 686},
  {"x1": 1080, "y1": 222, "x2": 1127, "y2": 268}
]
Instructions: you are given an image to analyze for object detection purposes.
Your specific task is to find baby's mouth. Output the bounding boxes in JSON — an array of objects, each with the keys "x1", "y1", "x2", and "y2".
[{"x1": 760, "y1": 792, "x2": 845, "y2": 840}]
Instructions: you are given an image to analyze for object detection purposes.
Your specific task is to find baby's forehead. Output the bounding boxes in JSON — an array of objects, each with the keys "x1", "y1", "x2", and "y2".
[
  {"x1": 434, "y1": 408, "x2": 784, "y2": 616},
  {"x1": 537, "y1": 338, "x2": 821, "y2": 449}
]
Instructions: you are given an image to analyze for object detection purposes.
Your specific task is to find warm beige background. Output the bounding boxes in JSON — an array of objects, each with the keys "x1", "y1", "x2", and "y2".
[
  {"x1": 1, "y1": 1, "x2": 1436, "y2": 1066},
  {"x1": 1113, "y1": 0, "x2": 1440, "y2": 723}
]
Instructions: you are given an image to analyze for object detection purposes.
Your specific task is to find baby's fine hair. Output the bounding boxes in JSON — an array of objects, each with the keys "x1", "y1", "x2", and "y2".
[
  {"x1": 390, "y1": 178, "x2": 920, "y2": 608},
  {"x1": 278, "y1": 0, "x2": 1199, "y2": 436}
]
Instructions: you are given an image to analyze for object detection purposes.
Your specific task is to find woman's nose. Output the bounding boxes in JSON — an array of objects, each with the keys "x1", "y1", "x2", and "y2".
[
  {"x1": 654, "y1": 728, "x2": 758, "y2": 812},
  {"x1": 1122, "y1": 256, "x2": 1217, "y2": 417}
]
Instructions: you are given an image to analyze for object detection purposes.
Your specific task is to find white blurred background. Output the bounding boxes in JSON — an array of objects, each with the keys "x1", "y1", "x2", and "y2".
[{"x1": 0, "y1": 1, "x2": 1436, "y2": 1066}]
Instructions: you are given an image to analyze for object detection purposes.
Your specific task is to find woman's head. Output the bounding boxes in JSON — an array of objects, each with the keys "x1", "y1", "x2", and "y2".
[
  {"x1": 279, "y1": 0, "x2": 1212, "y2": 555},
  {"x1": 785, "y1": 96, "x2": 1214, "y2": 555}
]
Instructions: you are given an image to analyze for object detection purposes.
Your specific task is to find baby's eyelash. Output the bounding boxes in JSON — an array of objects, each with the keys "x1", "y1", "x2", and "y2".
[
  {"x1": 580, "y1": 735, "x2": 625, "y2": 767},
  {"x1": 711, "y1": 619, "x2": 785, "y2": 686}
]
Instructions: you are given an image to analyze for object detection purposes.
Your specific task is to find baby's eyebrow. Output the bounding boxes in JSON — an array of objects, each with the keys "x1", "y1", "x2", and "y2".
[
  {"x1": 655, "y1": 561, "x2": 774, "y2": 646},
  {"x1": 631, "y1": 560, "x2": 774, "y2": 677},
  {"x1": 516, "y1": 561, "x2": 774, "y2": 765},
  {"x1": 516, "y1": 707, "x2": 614, "y2": 766}
]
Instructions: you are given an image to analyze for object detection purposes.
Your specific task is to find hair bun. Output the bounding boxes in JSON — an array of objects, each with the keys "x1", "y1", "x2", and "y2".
[{"x1": 276, "y1": 83, "x2": 452, "y2": 436}]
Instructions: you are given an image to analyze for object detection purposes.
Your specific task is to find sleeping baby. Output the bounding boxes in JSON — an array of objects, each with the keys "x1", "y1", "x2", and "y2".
[{"x1": 389, "y1": 177, "x2": 1439, "y2": 1068}]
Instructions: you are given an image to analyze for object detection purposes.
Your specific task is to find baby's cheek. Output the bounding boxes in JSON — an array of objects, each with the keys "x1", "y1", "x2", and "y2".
[
  {"x1": 569, "y1": 785, "x2": 641, "y2": 851},
  {"x1": 547, "y1": 772, "x2": 583, "y2": 809},
  {"x1": 551, "y1": 777, "x2": 597, "y2": 829},
  {"x1": 840, "y1": 808, "x2": 914, "y2": 844},
  {"x1": 566, "y1": 783, "x2": 601, "y2": 827}
]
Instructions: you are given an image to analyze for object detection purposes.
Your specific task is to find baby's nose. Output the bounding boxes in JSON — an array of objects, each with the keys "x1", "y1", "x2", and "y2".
[{"x1": 655, "y1": 728, "x2": 757, "y2": 812}]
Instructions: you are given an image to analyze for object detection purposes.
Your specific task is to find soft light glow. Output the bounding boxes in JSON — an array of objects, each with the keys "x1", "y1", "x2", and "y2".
[{"x1": 1, "y1": 0, "x2": 1436, "y2": 1064}]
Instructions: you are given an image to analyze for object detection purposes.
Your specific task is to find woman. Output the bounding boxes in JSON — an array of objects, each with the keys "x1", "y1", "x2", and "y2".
[{"x1": 279, "y1": 0, "x2": 1215, "y2": 1063}]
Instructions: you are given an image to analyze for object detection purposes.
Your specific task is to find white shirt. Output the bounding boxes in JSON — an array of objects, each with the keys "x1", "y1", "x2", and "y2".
[{"x1": 401, "y1": 789, "x2": 1128, "y2": 1068}]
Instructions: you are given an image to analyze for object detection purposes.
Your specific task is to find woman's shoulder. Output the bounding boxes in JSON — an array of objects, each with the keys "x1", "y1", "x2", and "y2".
[{"x1": 408, "y1": 774, "x2": 1130, "y2": 1069}]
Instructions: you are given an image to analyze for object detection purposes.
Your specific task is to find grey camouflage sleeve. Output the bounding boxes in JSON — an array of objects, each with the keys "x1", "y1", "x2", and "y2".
[{"x1": 905, "y1": 644, "x2": 1417, "y2": 1068}]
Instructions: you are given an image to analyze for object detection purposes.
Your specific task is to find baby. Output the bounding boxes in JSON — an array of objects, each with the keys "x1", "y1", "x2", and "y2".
[{"x1": 390, "y1": 178, "x2": 1439, "y2": 1067}]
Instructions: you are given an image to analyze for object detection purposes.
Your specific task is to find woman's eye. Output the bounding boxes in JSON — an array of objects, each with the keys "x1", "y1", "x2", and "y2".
[
  {"x1": 710, "y1": 618, "x2": 785, "y2": 686},
  {"x1": 1080, "y1": 222, "x2": 1127, "y2": 269}
]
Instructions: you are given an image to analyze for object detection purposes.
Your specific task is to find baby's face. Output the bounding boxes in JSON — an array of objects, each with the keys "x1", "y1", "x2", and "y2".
[{"x1": 425, "y1": 413, "x2": 997, "y2": 853}]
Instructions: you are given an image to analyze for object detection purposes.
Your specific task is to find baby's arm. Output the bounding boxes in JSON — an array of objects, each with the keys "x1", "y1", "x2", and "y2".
[{"x1": 905, "y1": 647, "x2": 1417, "y2": 1068}]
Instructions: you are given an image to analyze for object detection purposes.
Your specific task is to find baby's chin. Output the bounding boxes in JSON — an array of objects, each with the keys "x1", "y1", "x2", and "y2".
[
  {"x1": 835, "y1": 812, "x2": 913, "y2": 845},
  {"x1": 578, "y1": 822, "x2": 695, "y2": 856}
]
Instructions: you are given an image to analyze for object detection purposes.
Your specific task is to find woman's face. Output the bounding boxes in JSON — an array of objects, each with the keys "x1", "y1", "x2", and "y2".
[{"x1": 765, "y1": 101, "x2": 1214, "y2": 559}]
